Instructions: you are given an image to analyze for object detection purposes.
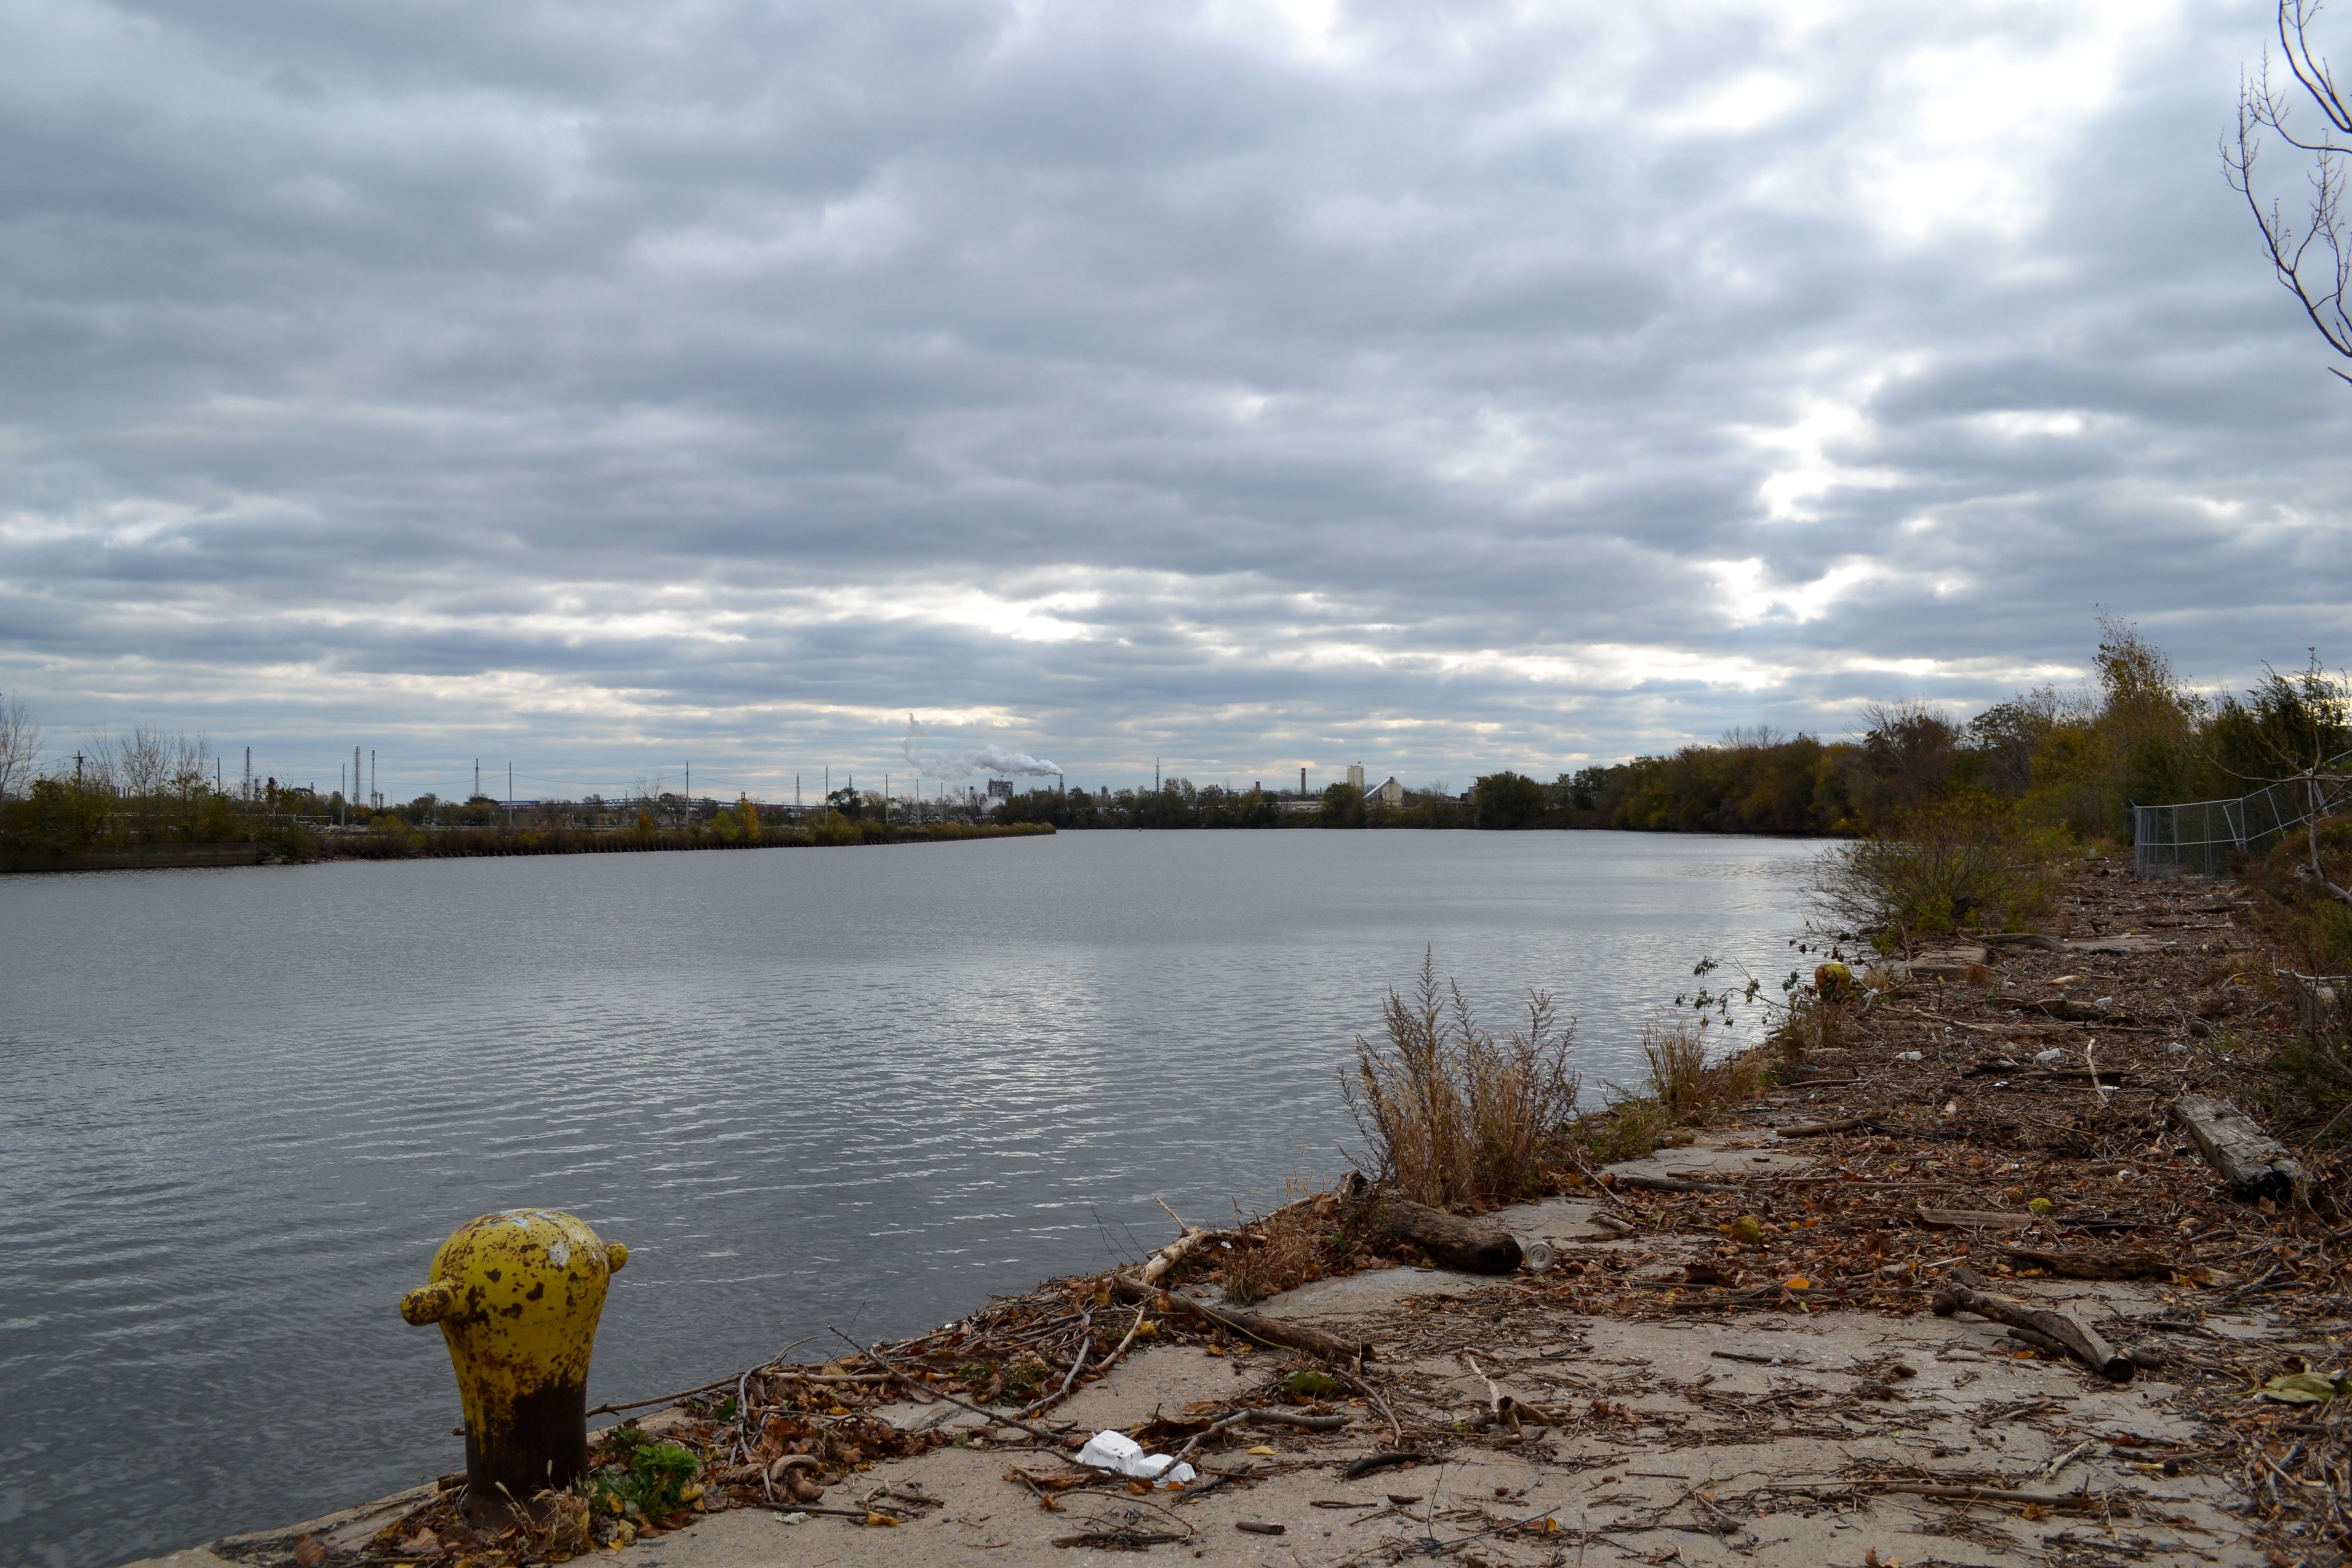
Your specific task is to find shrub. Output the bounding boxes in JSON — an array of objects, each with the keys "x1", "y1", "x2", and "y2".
[
  {"x1": 1343, "y1": 951, "x2": 1581, "y2": 1210},
  {"x1": 590, "y1": 1426, "x2": 700, "y2": 1522},
  {"x1": 2248, "y1": 834, "x2": 2352, "y2": 1135},
  {"x1": 1814, "y1": 792, "x2": 2050, "y2": 946},
  {"x1": 1571, "y1": 1099, "x2": 1673, "y2": 1164}
]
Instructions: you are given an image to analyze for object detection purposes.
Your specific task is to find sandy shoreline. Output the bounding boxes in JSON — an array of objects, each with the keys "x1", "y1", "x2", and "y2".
[{"x1": 132, "y1": 859, "x2": 2341, "y2": 1568}]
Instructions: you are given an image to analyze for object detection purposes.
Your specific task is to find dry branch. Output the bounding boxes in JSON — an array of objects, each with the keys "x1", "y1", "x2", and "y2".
[
  {"x1": 1915, "y1": 1208, "x2": 2036, "y2": 1232},
  {"x1": 1931, "y1": 1283, "x2": 2133, "y2": 1381},
  {"x1": 1876, "y1": 1482, "x2": 2125, "y2": 1511},
  {"x1": 1993, "y1": 1244, "x2": 2175, "y2": 1280},
  {"x1": 1778, "y1": 1117, "x2": 1871, "y2": 1137},
  {"x1": 1609, "y1": 1173, "x2": 1733, "y2": 1194},
  {"x1": 1111, "y1": 1273, "x2": 1371, "y2": 1364}
]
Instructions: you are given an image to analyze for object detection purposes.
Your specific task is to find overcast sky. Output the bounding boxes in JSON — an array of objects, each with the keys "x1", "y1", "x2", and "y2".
[{"x1": 3, "y1": 0, "x2": 2348, "y2": 801}]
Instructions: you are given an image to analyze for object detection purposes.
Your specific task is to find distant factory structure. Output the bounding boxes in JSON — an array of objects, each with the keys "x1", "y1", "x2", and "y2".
[{"x1": 1269, "y1": 763, "x2": 1404, "y2": 812}]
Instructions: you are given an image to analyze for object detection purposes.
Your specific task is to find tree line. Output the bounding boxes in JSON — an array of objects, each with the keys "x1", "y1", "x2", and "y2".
[
  {"x1": 8, "y1": 619, "x2": 2344, "y2": 854},
  {"x1": 0, "y1": 717, "x2": 1036, "y2": 861},
  {"x1": 996, "y1": 621, "x2": 2348, "y2": 839}
]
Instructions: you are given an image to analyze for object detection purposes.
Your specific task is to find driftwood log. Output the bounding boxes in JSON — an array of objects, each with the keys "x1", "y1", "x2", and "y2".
[
  {"x1": 1993, "y1": 1244, "x2": 2174, "y2": 1280},
  {"x1": 1112, "y1": 1273, "x2": 1372, "y2": 1364},
  {"x1": 1370, "y1": 1199, "x2": 1522, "y2": 1273},
  {"x1": 2170, "y1": 1094, "x2": 2310, "y2": 1205},
  {"x1": 1141, "y1": 1226, "x2": 1222, "y2": 1287},
  {"x1": 1777, "y1": 1117, "x2": 1871, "y2": 1138},
  {"x1": 1931, "y1": 1282, "x2": 2133, "y2": 1381}
]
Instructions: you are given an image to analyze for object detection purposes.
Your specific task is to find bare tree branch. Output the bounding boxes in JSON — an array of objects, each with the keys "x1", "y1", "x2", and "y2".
[
  {"x1": 2229, "y1": 4, "x2": 2352, "y2": 380},
  {"x1": 0, "y1": 694, "x2": 38, "y2": 802}
]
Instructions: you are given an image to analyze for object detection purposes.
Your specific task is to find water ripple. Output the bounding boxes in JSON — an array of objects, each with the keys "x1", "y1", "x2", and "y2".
[{"x1": 0, "y1": 830, "x2": 1812, "y2": 1566}]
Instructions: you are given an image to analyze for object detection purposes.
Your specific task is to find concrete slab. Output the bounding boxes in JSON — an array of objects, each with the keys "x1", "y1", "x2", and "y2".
[{"x1": 125, "y1": 1156, "x2": 2268, "y2": 1568}]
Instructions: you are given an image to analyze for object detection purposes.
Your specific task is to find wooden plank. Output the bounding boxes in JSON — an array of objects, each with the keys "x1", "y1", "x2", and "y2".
[{"x1": 2169, "y1": 1094, "x2": 2309, "y2": 1205}]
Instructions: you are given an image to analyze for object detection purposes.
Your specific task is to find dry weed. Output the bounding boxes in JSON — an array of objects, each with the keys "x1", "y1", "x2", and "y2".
[
  {"x1": 1217, "y1": 1200, "x2": 1331, "y2": 1305},
  {"x1": 1636, "y1": 1019, "x2": 1768, "y2": 1125},
  {"x1": 1572, "y1": 1099, "x2": 1675, "y2": 1163},
  {"x1": 1342, "y1": 950, "x2": 1580, "y2": 1210}
]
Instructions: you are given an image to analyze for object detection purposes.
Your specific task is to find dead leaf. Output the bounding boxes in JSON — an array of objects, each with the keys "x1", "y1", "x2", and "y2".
[
  {"x1": 2255, "y1": 1371, "x2": 2350, "y2": 1404},
  {"x1": 293, "y1": 1536, "x2": 325, "y2": 1568}
]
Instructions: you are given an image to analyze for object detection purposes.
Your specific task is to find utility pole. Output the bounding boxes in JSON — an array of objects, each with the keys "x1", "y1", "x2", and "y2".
[
  {"x1": 474, "y1": 760, "x2": 480, "y2": 801},
  {"x1": 370, "y1": 749, "x2": 377, "y2": 810},
  {"x1": 340, "y1": 763, "x2": 347, "y2": 825},
  {"x1": 244, "y1": 746, "x2": 252, "y2": 802}
]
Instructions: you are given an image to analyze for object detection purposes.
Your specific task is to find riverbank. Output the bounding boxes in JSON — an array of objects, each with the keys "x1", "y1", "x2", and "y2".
[
  {"x1": 124, "y1": 855, "x2": 2350, "y2": 1568},
  {"x1": 0, "y1": 819, "x2": 1053, "y2": 872}
]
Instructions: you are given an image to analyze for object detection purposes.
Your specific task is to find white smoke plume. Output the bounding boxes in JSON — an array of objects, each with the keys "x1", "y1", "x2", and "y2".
[{"x1": 901, "y1": 717, "x2": 1062, "y2": 780}]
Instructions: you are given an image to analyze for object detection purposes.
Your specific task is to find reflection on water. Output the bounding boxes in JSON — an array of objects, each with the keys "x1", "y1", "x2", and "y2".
[{"x1": 0, "y1": 829, "x2": 1816, "y2": 1566}]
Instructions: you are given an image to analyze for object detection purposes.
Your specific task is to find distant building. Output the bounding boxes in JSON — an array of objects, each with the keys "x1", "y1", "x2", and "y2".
[
  {"x1": 1368, "y1": 776, "x2": 1404, "y2": 807},
  {"x1": 1346, "y1": 763, "x2": 1365, "y2": 793},
  {"x1": 987, "y1": 779, "x2": 1014, "y2": 799}
]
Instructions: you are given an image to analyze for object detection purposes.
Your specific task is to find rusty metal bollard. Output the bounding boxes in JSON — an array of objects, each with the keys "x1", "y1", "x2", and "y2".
[{"x1": 400, "y1": 1209, "x2": 628, "y2": 1522}]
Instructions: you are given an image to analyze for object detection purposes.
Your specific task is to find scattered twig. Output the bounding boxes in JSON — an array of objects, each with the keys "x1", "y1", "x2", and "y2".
[{"x1": 828, "y1": 1328, "x2": 1064, "y2": 1443}]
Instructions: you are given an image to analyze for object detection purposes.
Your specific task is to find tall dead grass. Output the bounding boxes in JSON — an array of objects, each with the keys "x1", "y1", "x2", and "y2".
[
  {"x1": 1342, "y1": 951, "x2": 1581, "y2": 1210},
  {"x1": 1636, "y1": 1019, "x2": 1767, "y2": 1124},
  {"x1": 1217, "y1": 1184, "x2": 1337, "y2": 1305}
]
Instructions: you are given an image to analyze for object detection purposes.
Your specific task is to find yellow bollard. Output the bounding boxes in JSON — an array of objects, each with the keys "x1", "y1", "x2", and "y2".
[{"x1": 400, "y1": 1209, "x2": 628, "y2": 1522}]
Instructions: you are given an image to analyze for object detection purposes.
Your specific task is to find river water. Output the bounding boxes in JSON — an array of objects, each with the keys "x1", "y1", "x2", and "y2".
[{"x1": 0, "y1": 829, "x2": 1818, "y2": 1566}]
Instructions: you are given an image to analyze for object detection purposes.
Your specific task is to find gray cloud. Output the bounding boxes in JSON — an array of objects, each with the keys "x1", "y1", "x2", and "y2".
[{"x1": 2, "y1": 0, "x2": 2347, "y2": 801}]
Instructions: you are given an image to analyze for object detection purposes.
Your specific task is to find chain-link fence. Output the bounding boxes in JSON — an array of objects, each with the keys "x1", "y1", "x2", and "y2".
[{"x1": 2134, "y1": 757, "x2": 2352, "y2": 878}]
